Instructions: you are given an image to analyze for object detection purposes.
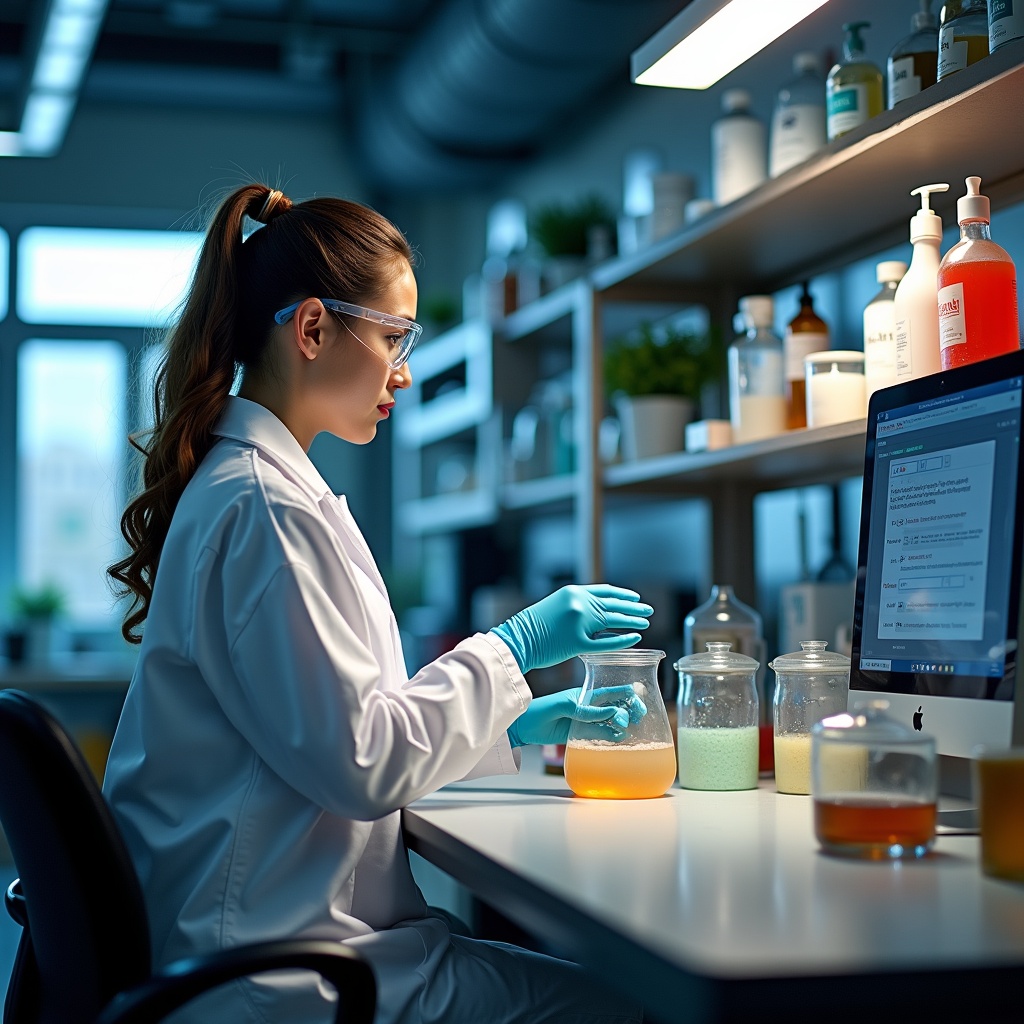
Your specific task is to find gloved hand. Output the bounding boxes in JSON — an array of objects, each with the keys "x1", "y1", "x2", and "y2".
[
  {"x1": 490, "y1": 584, "x2": 652, "y2": 674},
  {"x1": 507, "y1": 685, "x2": 648, "y2": 748}
]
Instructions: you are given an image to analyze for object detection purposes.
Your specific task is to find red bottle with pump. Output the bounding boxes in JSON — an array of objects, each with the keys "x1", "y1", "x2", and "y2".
[{"x1": 938, "y1": 176, "x2": 1020, "y2": 370}]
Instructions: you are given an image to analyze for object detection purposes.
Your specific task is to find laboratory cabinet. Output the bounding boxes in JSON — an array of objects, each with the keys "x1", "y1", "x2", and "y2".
[{"x1": 393, "y1": 41, "x2": 1024, "y2": 615}]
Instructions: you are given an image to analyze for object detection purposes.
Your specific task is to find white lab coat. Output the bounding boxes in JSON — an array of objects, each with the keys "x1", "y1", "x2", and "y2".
[{"x1": 103, "y1": 396, "x2": 532, "y2": 1023}]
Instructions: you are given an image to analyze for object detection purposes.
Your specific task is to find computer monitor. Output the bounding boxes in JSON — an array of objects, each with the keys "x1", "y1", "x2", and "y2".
[{"x1": 850, "y1": 350, "x2": 1024, "y2": 794}]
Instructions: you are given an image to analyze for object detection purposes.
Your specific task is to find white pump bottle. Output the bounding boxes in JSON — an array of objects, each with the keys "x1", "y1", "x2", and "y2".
[{"x1": 894, "y1": 182, "x2": 949, "y2": 381}]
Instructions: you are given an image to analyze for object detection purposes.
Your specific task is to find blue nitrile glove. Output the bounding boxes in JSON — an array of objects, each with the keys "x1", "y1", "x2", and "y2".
[
  {"x1": 507, "y1": 685, "x2": 648, "y2": 748},
  {"x1": 490, "y1": 584, "x2": 652, "y2": 674}
]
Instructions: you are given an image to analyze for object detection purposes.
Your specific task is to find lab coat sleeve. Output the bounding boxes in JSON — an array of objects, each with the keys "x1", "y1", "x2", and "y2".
[{"x1": 192, "y1": 507, "x2": 530, "y2": 821}]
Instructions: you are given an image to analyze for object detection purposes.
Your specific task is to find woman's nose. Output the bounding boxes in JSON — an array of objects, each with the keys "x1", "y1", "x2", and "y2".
[{"x1": 392, "y1": 362, "x2": 413, "y2": 389}]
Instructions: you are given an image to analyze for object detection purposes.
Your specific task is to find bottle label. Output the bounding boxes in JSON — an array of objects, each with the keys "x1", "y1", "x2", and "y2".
[
  {"x1": 938, "y1": 26, "x2": 970, "y2": 77},
  {"x1": 990, "y1": 0, "x2": 1024, "y2": 50},
  {"x1": 888, "y1": 56, "x2": 921, "y2": 104},
  {"x1": 938, "y1": 282, "x2": 967, "y2": 351},
  {"x1": 784, "y1": 330, "x2": 829, "y2": 380},
  {"x1": 895, "y1": 317, "x2": 912, "y2": 378},
  {"x1": 864, "y1": 300, "x2": 898, "y2": 393},
  {"x1": 827, "y1": 84, "x2": 868, "y2": 138},
  {"x1": 769, "y1": 104, "x2": 826, "y2": 177}
]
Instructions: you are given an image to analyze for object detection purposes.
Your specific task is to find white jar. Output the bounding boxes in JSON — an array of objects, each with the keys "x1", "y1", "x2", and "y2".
[
  {"x1": 712, "y1": 89, "x2": 767, "y2": 206},
  {"x1": 804, "y1": 351, "x2": 867, "y2": 428}
]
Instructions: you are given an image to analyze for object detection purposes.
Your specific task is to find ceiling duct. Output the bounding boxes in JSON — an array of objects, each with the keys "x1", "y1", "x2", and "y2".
[{"x1": 352, "y1": 0, "x2": 686, "y2": 193}]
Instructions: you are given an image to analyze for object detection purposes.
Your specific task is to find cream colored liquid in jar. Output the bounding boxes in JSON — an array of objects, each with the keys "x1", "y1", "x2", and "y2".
[{"x1": 774, "y1": 733, "x2": 812, "y2": 794}]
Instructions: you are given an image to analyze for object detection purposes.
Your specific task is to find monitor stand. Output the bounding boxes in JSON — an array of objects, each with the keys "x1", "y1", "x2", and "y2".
[{"x1": 936, "y1": 754, "x2": 979, "y2": 835}]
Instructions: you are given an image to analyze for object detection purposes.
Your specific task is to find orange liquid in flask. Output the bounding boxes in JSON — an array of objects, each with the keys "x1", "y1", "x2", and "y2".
[
  {"x1": 563, "y1": 740, "x2": 677, "y2": 799},
  {"x1": 939, "y1": 259, "x2": 1019, "y2": 370}
]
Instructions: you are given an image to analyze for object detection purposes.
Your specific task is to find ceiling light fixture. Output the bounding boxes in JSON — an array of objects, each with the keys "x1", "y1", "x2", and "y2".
[
  {"x1": 632, "y1": 0, "x2": 832, "y2": 91},
  {"x1": 2, "y1": 0, "x2": 110, "y2": 158}
]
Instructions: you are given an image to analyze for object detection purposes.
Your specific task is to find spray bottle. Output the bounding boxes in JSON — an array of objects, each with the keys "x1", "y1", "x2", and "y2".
[
  {"x1": 938, "y1": 177, "x2": 1020, "y2": 370},
  {"x1": 894, "y1": 183, "x2": 949, "y2": 381}
]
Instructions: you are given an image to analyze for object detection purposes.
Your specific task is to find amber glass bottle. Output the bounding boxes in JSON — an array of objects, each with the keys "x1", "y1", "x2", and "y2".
[{"x1": 784, "y1": 283, "x2": 830, "y2": 429}]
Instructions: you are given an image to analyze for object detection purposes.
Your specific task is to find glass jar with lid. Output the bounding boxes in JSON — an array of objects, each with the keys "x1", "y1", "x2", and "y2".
[
  {"x1": 770, "y1": 640, "x2": 851, "y2": 795},
  {"x1": 674, "y1": 642, "x2": 760, "y2": 790},
  {"x1": 811, "y1": 699, "x2": 938, "y2": 859}
]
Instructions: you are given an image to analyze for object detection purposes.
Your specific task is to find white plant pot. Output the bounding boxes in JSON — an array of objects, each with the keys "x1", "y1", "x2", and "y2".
[{"x1": 615, "y1": 395, "x2": 694, "y2": 461}]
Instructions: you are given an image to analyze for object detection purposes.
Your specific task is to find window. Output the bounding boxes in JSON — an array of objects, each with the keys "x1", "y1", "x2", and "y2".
[
  {"x1": 17, "y1": 226, "x2": 202, "y2": 327},
  {"x1": 17, "y1": 339, "x2": 128, "y2": 625}
]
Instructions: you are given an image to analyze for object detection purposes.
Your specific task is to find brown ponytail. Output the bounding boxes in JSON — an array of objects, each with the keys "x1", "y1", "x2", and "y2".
[{"x1": 108, "y1": 183, "x2": 413, "y2": 643}]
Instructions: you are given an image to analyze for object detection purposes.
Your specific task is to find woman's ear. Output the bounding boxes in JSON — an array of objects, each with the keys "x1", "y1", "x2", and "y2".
[{"x1": 290, "y1": 298, "x2": 333, "y2": 361}]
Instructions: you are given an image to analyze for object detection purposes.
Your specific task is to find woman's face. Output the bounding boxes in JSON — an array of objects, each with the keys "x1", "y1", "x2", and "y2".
[{"x1": 313, "y1": 260, "x2": 418, "y2": 445}]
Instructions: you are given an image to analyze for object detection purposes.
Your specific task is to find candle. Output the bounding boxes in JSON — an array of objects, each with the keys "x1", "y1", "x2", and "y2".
[{"x1": 805, "y1": 351, "x2": 866, "y2": 427}]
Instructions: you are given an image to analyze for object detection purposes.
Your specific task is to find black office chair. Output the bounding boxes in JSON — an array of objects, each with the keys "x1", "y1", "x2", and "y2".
[{"x1": 0, "y1": 688, "x2": 376, "y2": 1024}]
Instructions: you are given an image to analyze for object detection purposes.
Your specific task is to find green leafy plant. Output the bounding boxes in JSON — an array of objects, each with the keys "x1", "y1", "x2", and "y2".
[
  {"x1": 11, "y1": 582, "x2": 66, "y2": 620},
  {"x1": 605, "y1": 323, "x2": 722, "y2": 400},
  {"x1": 529, "y1": 194, "x2": 615, "y2": 258}
]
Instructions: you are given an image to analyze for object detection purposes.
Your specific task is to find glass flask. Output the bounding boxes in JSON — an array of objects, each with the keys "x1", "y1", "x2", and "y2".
[
  {"x1": 770, "y1": 640, "x2": 851, "y2": 795},
  {"x1": 811, "y1": 699, "x2": 938, "y2": 860},
  {"x1": 683, "y1": 585, "x2": 771, "y2": 774},
  {"x1": 674, "y1": 642, "x2": 760, "y2": 791},
  {"x1": 564, "y1": 649, "x2": 676, "y2": 800}
]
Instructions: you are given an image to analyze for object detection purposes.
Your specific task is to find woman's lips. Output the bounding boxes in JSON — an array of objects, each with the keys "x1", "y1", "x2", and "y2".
[{"x1": 377, "y1": 402, "x2": 395, "y2": 417}]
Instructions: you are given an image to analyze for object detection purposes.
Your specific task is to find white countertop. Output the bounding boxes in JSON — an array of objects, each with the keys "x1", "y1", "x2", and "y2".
[{"x1": 404, "y1": 755, "x2": 1024, "y2": 1020}]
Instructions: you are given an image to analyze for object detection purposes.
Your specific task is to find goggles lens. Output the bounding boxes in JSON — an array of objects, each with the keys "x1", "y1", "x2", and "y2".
[{"x1": 273, "y1": 298, "x2": 422, "y2": 369}]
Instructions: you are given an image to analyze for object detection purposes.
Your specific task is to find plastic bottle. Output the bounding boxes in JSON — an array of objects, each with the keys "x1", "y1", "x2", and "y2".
[
  {"x1": 990, "y1": 0, "x2": 1024, "y2": 51},
  {"x1": 728, "y1": 295, "x2": 787, "y2": 444},
  {"x1": 712, "y1": 89, "x2": 767, "y2": 206},
  {"x1": 888, "y1": 0, "x2": 939, "y2": 107},
  {"x1": 784, "y1": 283, "x2": 830, "y2": 429},
  {"x1": 937, "y1": 0, "x2": 990, "y2": 81},
  {"x1": 894, "y1": 183, "x2": 949, "y2": 381},
  {"x1": 863, "y1": 260, "x2": 908, "y2": 397},
  {"x1": 937, "y1": 176, "x2": 1020, "y2": 370},
  {"x1": 769, "y1": 52, "x2": 827, "y2": 177},
  {"x1": 826, "y1": 22, "x2": 884, "y2": 141}
]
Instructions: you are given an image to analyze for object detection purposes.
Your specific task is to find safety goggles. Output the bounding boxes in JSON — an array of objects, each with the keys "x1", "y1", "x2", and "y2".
[{"x1": 273, "y1": 298, "x2": 422, "y2": 370}]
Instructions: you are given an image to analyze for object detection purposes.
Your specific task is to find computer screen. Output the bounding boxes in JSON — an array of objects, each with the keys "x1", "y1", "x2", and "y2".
[{"x1": 850, "y1": 350, "x2": 1024, "y2": 760}]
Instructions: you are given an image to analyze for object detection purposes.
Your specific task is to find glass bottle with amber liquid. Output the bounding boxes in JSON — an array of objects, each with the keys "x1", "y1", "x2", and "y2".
[
  {"x1": 937, "y1": 0, "x2": 990, "y2": 81},
  {"x1": 784, "y1": 283, "x2": 830, "y2": 429}
]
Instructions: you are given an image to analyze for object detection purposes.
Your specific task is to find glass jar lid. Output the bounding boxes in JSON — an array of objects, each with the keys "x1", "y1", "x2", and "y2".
[
  {"x1": 812, "y1": 699, "x2": 933, "y2": 748},
  {"x1": 674, "y1": 641, "x2": 759, "y2": 674},
  {"x1": 580, "y1": 648, "x2": 665, "y2": 666},
  {"x1": 769, "y1": 640, "x2": 851, "y2": 673}
]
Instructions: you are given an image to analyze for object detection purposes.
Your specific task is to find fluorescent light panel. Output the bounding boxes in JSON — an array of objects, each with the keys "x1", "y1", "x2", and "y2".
[
  {"x1": 633, "y1": 0, "x2": 831, "y2": 90},
  {"x1": 4, "y1": 0, "x2": 109, "y2": 157}
]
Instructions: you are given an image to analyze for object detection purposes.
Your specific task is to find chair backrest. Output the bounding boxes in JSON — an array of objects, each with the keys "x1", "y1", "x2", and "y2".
[{"x1": 0, "y1": 689, "x2": 151, "y2": 1024}]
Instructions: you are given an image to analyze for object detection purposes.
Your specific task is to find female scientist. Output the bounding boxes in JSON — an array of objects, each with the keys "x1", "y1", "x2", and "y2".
[{"x1": 104, "y1": 184, "x2": 650, "y2": 1023}]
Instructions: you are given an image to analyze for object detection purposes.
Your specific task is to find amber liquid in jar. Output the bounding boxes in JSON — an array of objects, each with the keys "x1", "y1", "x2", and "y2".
[
  {"x1": 976, "y1": 757, "x2": 1024, "y2": 881},
  {"x1": 814, "y1": 796, "x2": 936, "y2": 855},
  {"x1": 564, "y1": 740, "x2": 677, "y2": 799}
]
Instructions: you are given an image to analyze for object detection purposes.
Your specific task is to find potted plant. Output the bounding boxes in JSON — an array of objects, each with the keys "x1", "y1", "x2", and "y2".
[
  {"x1": 10, "y1": 582, "x2": 66, "y2": 665},
  {"x1": 605, "y1": 323, "x2": 722, "y2": 460},
  {"x1": 529, "y1": 194, "x2": 615, "y2": 290}
]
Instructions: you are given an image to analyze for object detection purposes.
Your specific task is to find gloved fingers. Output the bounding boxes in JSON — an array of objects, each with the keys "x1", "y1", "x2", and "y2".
[
  {"x1": 598, "y1": 611, "x2": 651, "y2": 632},
  {"x1": 580, "y1": 584, "x2": 644, "y2": 602},
  {"x1": 585, "y1": 632, "x2": 643, "y2": 652},
  {"x1": 596, "y1": 597, "x2": 655, "y2": 618},
  {"x1": 572, "y1": 703, "x2": 631, "y2": 730}
]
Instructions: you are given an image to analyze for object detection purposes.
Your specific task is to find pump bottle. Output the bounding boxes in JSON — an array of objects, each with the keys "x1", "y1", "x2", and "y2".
[
  {"x1": 888, "y1": 0, "x2": 939, "y2": 107},
  {"x1": 826, "y1": 22, "x2": 884, "y2": 141},
  {"x1": 894, "y1": 183, "x2": 949, "y2": 381},
  {"x1": 938, "y1": 177, "x2": 1020, "y2": 370},
  {"x1": 864, "y1": 260, "x2": 908, "y2": 397}
]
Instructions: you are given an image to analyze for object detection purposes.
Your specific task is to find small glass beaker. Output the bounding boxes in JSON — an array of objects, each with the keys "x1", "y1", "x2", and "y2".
[
  {"x1": 564, "y1": 649, "x2": 676, "y2": 799},
  {"x1": 811, "y1": 700, "x2": 937, "y2": 859},
  {"x1": 674, "y1": 642, "x2": 760, "y2": 791},
  {"x1": 770, "y1": 640, "x2": 850, "y2": 795}
]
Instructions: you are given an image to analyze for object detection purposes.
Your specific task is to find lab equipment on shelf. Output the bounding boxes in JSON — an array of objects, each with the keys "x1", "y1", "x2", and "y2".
[
  {"x1": 769, "y1": 52, "x2": 827, "y2": 178},
  {"x1": 784, "y1": 282, "x2": 830, "y2": 430},
  {"x1": 863, "y1": 259, "x2": 907, "y2": 397},
  {"x1": 888, "y1": 0, "x2": 939, "y2": 107},
  {"x1": 711, "y1": 89, "x2": 767, "y2": 207},
  {"x1": 804, "y1": 350, "x2": 867, "y2": 428},
  {"x1": 826, "y1": 21, "x2": 884, "y2": 141},
  {"x1": 938, "y1": 0, "x2": 990, "y2": 81},
  {"x1": 728, "y1": 295, "x2": 786, "y2": 445},
  {"x1": 989, "y1": 0, "x2": 1024, "y2": 51}
]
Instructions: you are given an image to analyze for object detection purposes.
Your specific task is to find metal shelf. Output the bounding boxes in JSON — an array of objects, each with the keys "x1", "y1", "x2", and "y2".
[{"x1": 501, "y1": 473, "x2": 577, "y2": 512}]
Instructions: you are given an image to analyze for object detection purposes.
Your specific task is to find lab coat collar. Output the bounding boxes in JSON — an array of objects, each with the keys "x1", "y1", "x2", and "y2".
[
  {"x1": 214, "y1": 397, "x2": 390, "y2": 599},
  {"x1": 214, "y1": 396, "x2": 332, "y2": 503}
]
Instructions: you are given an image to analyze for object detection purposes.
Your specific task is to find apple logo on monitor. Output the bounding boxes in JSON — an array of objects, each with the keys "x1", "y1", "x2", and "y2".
[{"x1": 913, "y1": 706, "x2": 923, "y2": 731}]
